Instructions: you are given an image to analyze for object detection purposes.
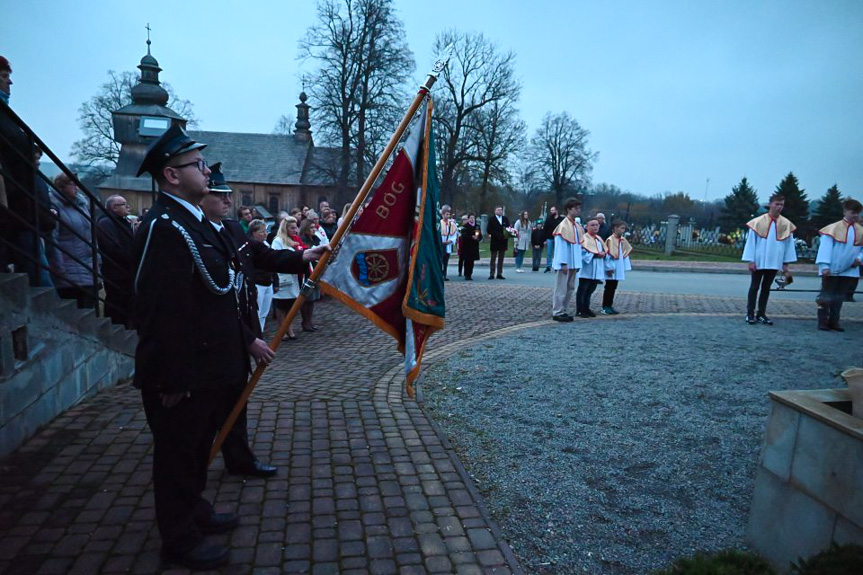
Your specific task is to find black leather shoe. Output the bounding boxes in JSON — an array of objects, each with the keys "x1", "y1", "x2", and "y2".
[
  {"x1": 496, "y1": 275, "x2": 505, "y2": 279},
  {"x1": 829, "y1": 323, "x2": 845, "y2": 332},
  {"x1": 162, "y1": 541, "x2": 229, "y2": 570},
  {"x1": 552, "y1": 314, "x2": 568, "y2": 322},
  {"x1": 229, "y1": 460, "x2": 278, "y2": 478},
  {"x1": 198, "y1": 512, "x2": 239, "y2": 534},
  {"x1": 488, "y1": 275, "x2": 495, "y2": 280}
]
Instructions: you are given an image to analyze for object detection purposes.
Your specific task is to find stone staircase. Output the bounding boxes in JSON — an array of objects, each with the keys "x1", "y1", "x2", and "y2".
[{"x1": 0, "y1": 273, "x2": 136, "y2": 457}]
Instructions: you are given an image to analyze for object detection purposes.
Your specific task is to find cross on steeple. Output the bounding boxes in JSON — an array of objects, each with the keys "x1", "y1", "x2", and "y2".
[{"x1": 145, "y1": 23, "x2": 152, "y2": 54}]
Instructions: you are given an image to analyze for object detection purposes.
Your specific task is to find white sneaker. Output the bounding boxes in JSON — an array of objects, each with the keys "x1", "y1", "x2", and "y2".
[{"x1": 516, "y1": 269, "x2": 524, "y2": 273}]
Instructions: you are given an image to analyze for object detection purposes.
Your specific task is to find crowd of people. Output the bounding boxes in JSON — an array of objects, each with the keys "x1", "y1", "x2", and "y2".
[
  {"x1": 3, "y1": 51, "x2": 862, "y2": 570},
  {"x1": 439, "y1": 195, "x2": 862, "y2": 326}
]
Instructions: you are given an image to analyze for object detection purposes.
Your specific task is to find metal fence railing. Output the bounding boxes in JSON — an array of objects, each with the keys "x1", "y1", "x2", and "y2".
[{"x1": 1, "y1": 100, "x2": 134, "y2": 327}]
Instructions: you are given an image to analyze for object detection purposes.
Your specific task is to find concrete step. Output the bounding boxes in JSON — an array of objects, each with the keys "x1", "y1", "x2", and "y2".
[
  {"x1": 29, "y1": 287, "x2": 59, "y2": 313},
  {"x1": 0, "y1": 273, "x2": 29, "y2": 309}
]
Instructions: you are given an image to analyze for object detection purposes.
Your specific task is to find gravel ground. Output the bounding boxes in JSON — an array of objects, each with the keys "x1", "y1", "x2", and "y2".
[{"x1": 421, "y1": 315, "x2": 861, "y2": 574}]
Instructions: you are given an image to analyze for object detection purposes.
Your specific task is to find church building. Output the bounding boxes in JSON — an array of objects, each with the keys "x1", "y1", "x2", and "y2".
[{"x1": 98, "y1": 41, "x2": 348, "y2": 218}]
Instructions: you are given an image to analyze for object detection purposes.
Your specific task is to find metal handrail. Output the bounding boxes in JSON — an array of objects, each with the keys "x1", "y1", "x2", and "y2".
[{"x1": 1, "y1": 101, "x2": 134, "y2": 321}]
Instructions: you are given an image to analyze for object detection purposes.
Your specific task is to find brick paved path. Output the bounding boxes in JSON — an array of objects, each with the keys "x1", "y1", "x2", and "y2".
[{"x1": 0, "y1": 283, "x2": 859, "y2": 574}]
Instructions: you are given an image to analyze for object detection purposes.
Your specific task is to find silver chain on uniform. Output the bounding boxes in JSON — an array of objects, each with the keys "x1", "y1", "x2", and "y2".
[{"x1": 170, "y1": 220, "x2": 240, "y2": 296}]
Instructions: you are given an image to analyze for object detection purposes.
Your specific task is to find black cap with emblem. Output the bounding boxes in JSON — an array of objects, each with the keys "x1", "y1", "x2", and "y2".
[
  {"x1": 136, "y1": 124, "x2": 207, "y2": 177},
  {"x1": 207, "y1": 162, "x2": 232, "y2": 193}
]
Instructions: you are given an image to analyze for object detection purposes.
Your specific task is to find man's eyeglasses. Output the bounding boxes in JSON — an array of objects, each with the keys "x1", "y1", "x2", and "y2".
[{"x1": 170, "y1": 158, "x2": 208, "y2": 173}]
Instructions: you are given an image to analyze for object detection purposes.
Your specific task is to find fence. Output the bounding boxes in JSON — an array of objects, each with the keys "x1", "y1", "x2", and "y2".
[{"x1": 626, "y1": 217, "x2": 817, "y2": 260}]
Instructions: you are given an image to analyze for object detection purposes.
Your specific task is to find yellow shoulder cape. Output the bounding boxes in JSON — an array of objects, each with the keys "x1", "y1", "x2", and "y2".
[
  {"x1": 605, "y1": 235, "x2": 633, "y2": 259},
  {"x1": 746, "y1": 214, "x2": 796, "y2": 241},
  {"x1": 819, "y1": 220, "x2": 863, "y2": 246},
  {"x1": 553, "y1": 218, "x2": 584, "y2": 244},
  {"x1": 581, "y1": 234, "x2": 607, "y2": 256}
]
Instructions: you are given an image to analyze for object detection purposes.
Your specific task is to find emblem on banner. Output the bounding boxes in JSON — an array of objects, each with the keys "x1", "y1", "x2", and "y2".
[{"x1": 352, "y1": 249, "x2": 400, "y2": 286}]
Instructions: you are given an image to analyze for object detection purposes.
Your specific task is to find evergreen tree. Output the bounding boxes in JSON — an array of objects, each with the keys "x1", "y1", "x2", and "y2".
[
  {"x1": 811, "y1": 184, "x2": 845, "y2": 230},
  {"x1": 773, "y1": 172, "x2": 809, "y2": 224},
  {"x1": 719, "y1": 177, "x2": 759, "y2": 231}
]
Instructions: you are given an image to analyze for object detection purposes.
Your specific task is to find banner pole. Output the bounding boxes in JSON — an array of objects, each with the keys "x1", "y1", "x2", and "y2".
[{"x1": 209, "y1": 59, "x2": 449, "y2": 465}]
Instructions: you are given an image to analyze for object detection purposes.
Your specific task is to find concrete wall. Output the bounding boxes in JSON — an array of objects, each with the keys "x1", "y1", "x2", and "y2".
[
  {"x1": 0, "y1": 274, "x2": 135, "y2": 457},
  {"x1": 747, "y1": 389, "x2": 863, "y2": 572}
]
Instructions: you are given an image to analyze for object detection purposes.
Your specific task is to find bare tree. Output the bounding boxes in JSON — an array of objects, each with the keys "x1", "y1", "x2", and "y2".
[
  {"x1": 298, "y1": 0, "x2": 414, "y2": 194},
  {"x1": 71, "y1": 70, "x2": 197, "y2": 173},
  {"x1": 527, "y1": 111, "x2": 597, "y2": 206},
  {"x1": 272, "y1": 113, "x2": 296, "y2": 136},
  {"x1": 432, "y1": 30, "x2": 521, "y2": 208},
  {"x1": 471, "y1": 99, "x2": 525, "y2": 213}
]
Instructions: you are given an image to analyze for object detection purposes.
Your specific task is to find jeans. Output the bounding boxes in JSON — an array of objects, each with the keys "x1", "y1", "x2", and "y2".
[
  {"x1": 546, "y1": 239, "x2": 554, "y2": 268},
  {"x1": 515, "y1": 249, "x2": 525, "y2": 270},
  {"x1": 531, "y1": 247, "x2": 543, "y2": 271},
  {"x1": 747, "y1": 269, "x2": 778, "y2": 316}
]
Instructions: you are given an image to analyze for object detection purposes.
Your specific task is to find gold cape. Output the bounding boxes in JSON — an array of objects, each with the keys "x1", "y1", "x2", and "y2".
[
  {"x1": 819, "y1": 219, "x2": 863, "y2": 246},
  {"x1": 605, "y1": 235, "x2": 633, "y2": 259},
  {"x1": 746, "y1": 214, "x2": 796, "y2": 241},
  {"x1": 553, "y1": 217, "x2": 584, "y2": 244},
  {"x1": 581, "y1": 234, "x2": 607, "y2": 256}
]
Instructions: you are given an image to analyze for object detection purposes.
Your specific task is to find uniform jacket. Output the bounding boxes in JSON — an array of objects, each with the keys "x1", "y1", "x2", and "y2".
[
  {"x1": 221, "y1": 218, "x2": 307, "y2": 341},
  {"x1": 133, "y1": 193, "x2": 248, "y2": 393}
]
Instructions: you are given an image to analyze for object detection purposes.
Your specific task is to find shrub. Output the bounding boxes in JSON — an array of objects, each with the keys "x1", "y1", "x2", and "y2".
[
  {"x1": 652, "y1": 549, "x2": 776, "y2": 574},
  {"x1": 791, "y1": 542, "x2": 863, "y2": 575}
]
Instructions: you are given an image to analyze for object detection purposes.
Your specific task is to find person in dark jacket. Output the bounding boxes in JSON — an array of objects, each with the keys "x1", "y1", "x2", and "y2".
[
  {"x1": 542, "y1": 206, "x2": 564, "y2": 273},
  {"x1": 486, "y1": 205, "x2": 510, "y2": 279},
  {"x1": 199, "y1": 163, "x2": 326, "y2": 479},
  {"x1": 531, "y1": 220, "x2": 546, "y2": 271},
  {"x1": 460, "y1": 213, "x2": 482, "y2": 280},
  {"x1": 0, "y1": 57, "x2": 55, "y2": 285},
  {"x1": 96, "y1": 195, "x2": 134, "y2": 327},
  {"x1": 133, "y1": 126, "x2": 243, "y2": 570}
]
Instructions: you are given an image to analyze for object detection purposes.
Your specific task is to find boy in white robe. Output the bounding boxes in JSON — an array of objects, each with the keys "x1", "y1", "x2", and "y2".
[
  {"x1": 575, "y1": 219, "x2": 608, "y2": 318},
  {"x1": 816, "y1": 198, "x2": 862, "y2": 331},
  {"x1": 439, "y1": 205, "x2": 458, "y2": 281},
  {"x1": 741, "y1": 193, "x2": 797, "y2": 325},
  {"x1": 551, "y1": 197, "x2": 584, "y2": 322},
  {"x1": 602, "y1": 220, "x2": 632, "y2": 315}
]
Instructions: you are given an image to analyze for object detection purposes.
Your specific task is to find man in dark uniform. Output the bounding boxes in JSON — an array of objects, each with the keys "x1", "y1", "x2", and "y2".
[
  {"x1": 133, "y1": 125, "x2": 243, "y2": 570},
  {"x1": 200, "y1": 163, "x2": 325, "y2": 477},
  {"x1": 486, "y1": 205, "x2": 510, "y2": 279}
]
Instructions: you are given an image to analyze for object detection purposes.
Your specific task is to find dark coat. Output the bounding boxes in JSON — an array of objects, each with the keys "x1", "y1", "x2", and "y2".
[
  {"x1": 96, "y1": 213, "x2": 134, "y2": 293},
  {"x1": 460, "y1": 223, "x2": 482, "y2": 261},
  {"x1": 220, "y1": 218, "x2": 307, "y2": 340},
  {"x1": 0, "y1": 102, "x2": 55, "y2": 234},
  {"x1": 598, "y1": 222, "x2": 612, "y2": 240},
  {"x1": 133, "y1": 193, "x2": 248, "y2": 393},
  {"x1": 486, "y1": 213, "x2": 510, "y2": 252},
  {"x1": 543, "y1": 214, "x2": 564, "y2": 241},
  {"x1": 531, "y1": 227, "x2": 546, "y2": 249}
]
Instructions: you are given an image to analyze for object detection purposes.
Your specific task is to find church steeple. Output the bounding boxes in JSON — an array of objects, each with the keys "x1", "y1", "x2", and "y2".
[
  {"x1": 294, "y1": 91, "x2": 312, "y2": 143},
  {"x1": 131, "y1": 28, "x2": 169, "y2": 107}
]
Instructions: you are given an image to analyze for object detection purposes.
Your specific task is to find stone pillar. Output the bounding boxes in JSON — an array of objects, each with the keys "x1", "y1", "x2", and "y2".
[{"x1": 665, "y1": 214, "x2": 680, "y2": 256}]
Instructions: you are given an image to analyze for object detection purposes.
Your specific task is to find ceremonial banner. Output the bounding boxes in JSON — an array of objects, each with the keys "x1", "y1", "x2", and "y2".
[{"x1": 320, "y1": 100, "x2": 445, "y2": 396}]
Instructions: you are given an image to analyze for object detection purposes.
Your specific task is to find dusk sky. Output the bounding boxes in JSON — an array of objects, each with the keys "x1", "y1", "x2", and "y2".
[{"x1": 3, "y1": 0, "x2": 861, "y2": 203}]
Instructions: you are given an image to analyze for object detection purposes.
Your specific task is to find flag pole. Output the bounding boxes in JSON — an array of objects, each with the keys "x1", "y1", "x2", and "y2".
[{"x1": 209, "y1": 56, "x2": 451, "y2": 465}]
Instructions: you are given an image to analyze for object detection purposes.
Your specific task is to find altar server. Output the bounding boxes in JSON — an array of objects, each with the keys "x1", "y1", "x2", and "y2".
[
  {"x1": 815, "y1": 198, "x2": 862, "y2": 332},
  {"x1": 741, "y1": 194, "x2": 797, "y2": 325},
  {"x1": 602, "y1": 220, "x2": 632, "y2": 315},
  {"x1": 575, "y1": 218, "x2": 607, "y2": 318},
  {"x1": 551, "y1": 197, "x2": 584, "y2": 322}
]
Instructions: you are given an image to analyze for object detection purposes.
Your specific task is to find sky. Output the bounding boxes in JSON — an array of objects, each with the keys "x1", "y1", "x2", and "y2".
[{"x1": 3, "y1": 0, "x2": 862, "y2": 203}]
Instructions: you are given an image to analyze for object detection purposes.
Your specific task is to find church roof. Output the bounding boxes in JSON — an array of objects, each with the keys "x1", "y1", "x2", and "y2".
[
  {"x1": 187, "y1": 130, "x2": 346, "y2": 188},
  {"x1": 187, "y1": 130, "x2": 308, "y2": 186}
]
